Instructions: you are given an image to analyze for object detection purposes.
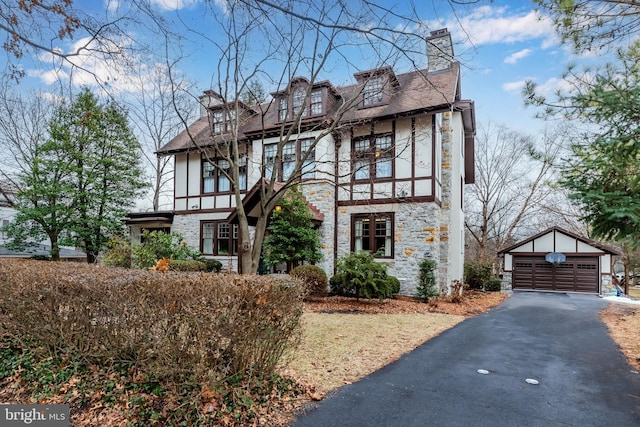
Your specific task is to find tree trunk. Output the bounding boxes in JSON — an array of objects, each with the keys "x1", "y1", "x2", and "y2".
[{"x1": 50, "y1": 234, "x2": 60, "y2": 261}]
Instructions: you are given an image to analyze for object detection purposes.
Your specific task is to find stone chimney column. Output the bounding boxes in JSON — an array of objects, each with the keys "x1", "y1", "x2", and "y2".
[{"x1": 426, "y1": 28, "x2": 454, "y2": 72}]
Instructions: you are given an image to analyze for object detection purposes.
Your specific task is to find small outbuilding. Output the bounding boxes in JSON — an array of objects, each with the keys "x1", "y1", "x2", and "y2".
[{"x1": 499, "y1": 227, "x2": 621, "y2": 295}]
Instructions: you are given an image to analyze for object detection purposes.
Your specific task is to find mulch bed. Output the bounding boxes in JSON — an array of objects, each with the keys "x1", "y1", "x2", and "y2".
[{"x1": 304, "y1": 291, "x2": 509, "y2": 316}]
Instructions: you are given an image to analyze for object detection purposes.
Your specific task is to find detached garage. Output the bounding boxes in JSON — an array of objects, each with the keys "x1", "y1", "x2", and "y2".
[{"x1": 499, "y1": 227, "x2": 621, "y2": 294}]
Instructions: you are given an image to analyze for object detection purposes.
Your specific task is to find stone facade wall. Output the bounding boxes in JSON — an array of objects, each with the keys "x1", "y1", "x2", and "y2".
[
  {"x1": 438, "y1": 111, "x2": 454, "y2": 294},
  {"x1": 501, "y1": 271, "x2": 512, "y2": 292},
  {"x1": 336, "y1": 202, "x2": 443, "y2": 296},
  {"x1": 300, "y1": 180, "x2": 336, "y2": 276}
]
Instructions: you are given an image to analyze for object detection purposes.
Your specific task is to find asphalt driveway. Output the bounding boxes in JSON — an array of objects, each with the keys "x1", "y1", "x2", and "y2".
[{"x1": 293, "y1": 291, "x2": 640, "y2": 426}]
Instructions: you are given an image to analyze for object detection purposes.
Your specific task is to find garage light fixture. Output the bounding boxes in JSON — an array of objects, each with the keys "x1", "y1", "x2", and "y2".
[{"x1": 545, "y1": 252, "x2": 566, "y2": 265}]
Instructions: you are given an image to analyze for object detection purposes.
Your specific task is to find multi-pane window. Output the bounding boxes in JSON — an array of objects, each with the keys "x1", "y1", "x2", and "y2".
[
  {"x1": 203, "y1": 161, "x2": 216, "y2": 193},
  {"x1": 292, "y1": 87, "x2": 306, "y2": 117},
  {"x1": 375, "y1": 135, "x2": 393, "y2": 178},
  {"x1": 264, "y1": 138, "x2": 316, "y2": 181},
  {"x1": 310, "y1": 89, "x2": 322, "y2": 115},
  {"x1": 300, "y1": 138, "x2": 316, "y2": 178},
  {"x1": 212, "y1": 111, "x2": 224, "y2": 133},
  {"x1": 282, "y1": 141, "x2": 296, "y2": 180},
  {"x1": 212, "y1": 109, "x2": 236, "y2": 134},
  {"x1": 202, "y1": 156, "x2": 247, "y2": 193},
  {"x1": 202, "y1": 222, "x2": 239, "y2": 255},
  {"x1": 352, "y1": 134, "x2": 394, "y2": 180},
  {"x1": 363, "y1": 77, "x2": 385, "y2": 106},
  {"x1": 279, "y1": 87, "x2": 323, "y2": 121},
  {"x1": 279, "y1": 98, "x2": 288, "y2": 121},
  {"x1": 353, "y1": 213, "x2": 393, "y2": 258},
  {"x1": 217, "y1": 159, "x2": 231, "y2": 192}
]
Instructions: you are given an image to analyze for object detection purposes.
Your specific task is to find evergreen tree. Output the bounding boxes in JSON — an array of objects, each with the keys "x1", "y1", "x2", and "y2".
[
  {"x1": 262, "y1": 187, "x2": 322, "y2": 272},
  {"x1": 7, "y1": 89, "x2": 147, "y2": 262}
]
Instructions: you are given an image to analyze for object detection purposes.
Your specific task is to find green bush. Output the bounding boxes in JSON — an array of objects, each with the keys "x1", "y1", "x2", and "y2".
[
  {"x1": 131, "y1": 231, "x2": 201, "y2": 269},
  {"x1": 203, "y1": 258, "x2": 223, "y2": 273},
  {"x1": 484, "y1": 277, "x2": 503, "y2": 292},
  {"x1": 416, "y1": 258, "x2": 439, "y2": 302},
  {"x1": 102, "y1": 237, "x2": 132, "y2": 268},
  {"x1": 388, "y1": 275, "x2": 401, "y2": 295},
  {"x1": 168, "y1": 259, "x2": 207, "y2": 272},
  {"x1": 290, "y1": 265, "x2": 328, "y2": 297},
  {"x1": 464, "y1": 261, "x2": 494, "y2": 290},
  {"x1": 330, "y1": 252, "x2": 394, "y2": 300}
]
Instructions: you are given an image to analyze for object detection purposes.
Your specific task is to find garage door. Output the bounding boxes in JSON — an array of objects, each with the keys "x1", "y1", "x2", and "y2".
[{"x1": 513, "y1": 256, "x2": 599, "y2": 293}]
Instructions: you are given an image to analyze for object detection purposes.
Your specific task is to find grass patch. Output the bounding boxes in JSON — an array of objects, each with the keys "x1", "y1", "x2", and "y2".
[{"x1": 283, "y1": 312, "x2": 464, "y2": 394}]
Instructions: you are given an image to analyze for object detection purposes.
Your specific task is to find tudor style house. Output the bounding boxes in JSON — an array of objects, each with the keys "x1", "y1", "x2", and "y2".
[{"x1": 131, "y1": 29, "x2": 476, "y2": 295}]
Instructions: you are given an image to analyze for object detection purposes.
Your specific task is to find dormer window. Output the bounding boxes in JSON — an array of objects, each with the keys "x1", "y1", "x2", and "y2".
[
  {"x1": 354, "y1": 66, "x2": 399, "y2": 108},
  {"x1": 212, "y1": 109, "x2": 236, "y2": 134},
  {"x1": 292, "y1": 86, "x2": 306, "y2": 117},
  {"x1": 279, "y1": 98, "x2": 288, "y2": 121},
  {"x1": 363, "y1": 76, "x2": 385, "y2": 106},
  {"x1": 310, "y1": 89, "x2": 322, "y2": 115},
  {"x1": 276, "y1": 80, "x2": 326, "y2": 122}
]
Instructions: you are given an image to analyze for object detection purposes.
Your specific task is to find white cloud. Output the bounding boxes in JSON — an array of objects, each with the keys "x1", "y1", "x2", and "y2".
[
  {"x1": 504, "y1": 48, "x2": 532, "y2": 64},
  {"x1": 503, "y1": 80, "x2": 526, "y2": 92},
  {"x1": 431, "y1": 6, "x2": 557, "y2": 49},
  {"x1": 29, "y1": 36, "x2": 155, "y2": 95},
  {"x1": 150, "y1": 0, "x2": 198, "y2": 11}
]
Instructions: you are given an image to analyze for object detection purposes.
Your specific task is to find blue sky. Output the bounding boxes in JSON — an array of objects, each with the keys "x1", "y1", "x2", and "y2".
[{"x1": 10, "y1": 0, "x2": 613, "y2": 135}]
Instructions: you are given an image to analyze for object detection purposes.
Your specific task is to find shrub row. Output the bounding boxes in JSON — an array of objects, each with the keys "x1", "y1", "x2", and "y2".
[
  {"x1": 0, "y1": 259, "x2": 305, "y2": 382},
  {"x1": 464, "y1": 261, "x2": 502, "y2": 292}
]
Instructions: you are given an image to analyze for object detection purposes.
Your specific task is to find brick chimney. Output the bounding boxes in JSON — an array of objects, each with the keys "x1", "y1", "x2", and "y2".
[{"x1": 426, "y1": 28, "x2": 454, "y2": 72}]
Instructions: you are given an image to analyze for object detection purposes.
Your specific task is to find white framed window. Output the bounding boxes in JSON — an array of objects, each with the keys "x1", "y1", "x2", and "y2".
[
  {"x1": 353, "y1": 213, "x2": 393, "y2": 258},
  {"x1": 363, "y1": 76, "x2": 385, "y2": 106},
  {"x1": 292, "y1": 86, "x2": 306, "y2": 117},
  {"x1": 352, "y1": 133, "x2": 394, "y2": 180},
  {"x1": 264, "y1": 138, "x2": 317, "y2": 181}
]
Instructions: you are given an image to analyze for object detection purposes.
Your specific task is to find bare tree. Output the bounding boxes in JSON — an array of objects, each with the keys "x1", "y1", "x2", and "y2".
[
  {"x1": 128, "y1": 64, "x2": 196, "y2": 211},
  {"x1": 465, "y1": 123, "x2": 564, "y2": 261},
  {"x1": 0, "y1": 0, "x2": 140, "y2": 83},
  {"x1": 157, "y1": 0, "x2": 436, "y2": 274},
  {"x1": 0, "y1": 84, "x2": 54, "y2": 195}
]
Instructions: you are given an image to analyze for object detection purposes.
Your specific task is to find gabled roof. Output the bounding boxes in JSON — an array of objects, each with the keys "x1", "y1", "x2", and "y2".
[
  {"x1": 156, "y1": 117, "x2": 211, "y2": 156},
  {"x1": 157, "y1": 62, "x2": 463, "y2": 154},
  {"x1": 498, "y1": 226, "x2": 622, "y2": 256}
]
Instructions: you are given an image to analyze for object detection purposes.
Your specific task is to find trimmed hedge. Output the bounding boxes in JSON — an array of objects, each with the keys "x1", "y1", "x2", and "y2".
[
  {"x1": 290, "y1": 265, "x2": 328, "y2": 297},
  {"x1": 0, "y1": 259, "x2": 305, "y2": 381}
]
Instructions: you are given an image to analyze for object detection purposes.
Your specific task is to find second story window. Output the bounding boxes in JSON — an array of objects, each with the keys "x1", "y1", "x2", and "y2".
[
  {"x1": 352, "y1": 133, "x2": 394, "y2": 181},
  {"x1": 264, "y1": 138, "x2": 316, "y2": 181},
  {"x1": 203, "y1": 155, "x2": 247, "y2": 194},
  {"x1": 363, "y1": 77, "x2": 385, "y2": 106}
]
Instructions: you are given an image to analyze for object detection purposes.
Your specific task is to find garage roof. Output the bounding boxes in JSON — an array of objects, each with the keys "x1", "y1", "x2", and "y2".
[{"x1": 499, "y1": 226, "x2": 622, "y2": 256}]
